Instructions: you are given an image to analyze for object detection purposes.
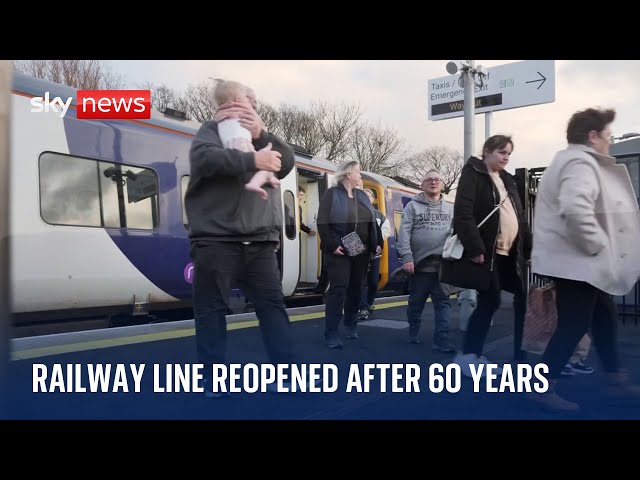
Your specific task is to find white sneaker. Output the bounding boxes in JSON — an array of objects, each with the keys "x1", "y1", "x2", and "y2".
[
  {"x1": 453, "y1": 352, "x2": 480, "y2": 378},
  {"x1": 478, "y1": 355, "x2": 503, "y2": 375}
]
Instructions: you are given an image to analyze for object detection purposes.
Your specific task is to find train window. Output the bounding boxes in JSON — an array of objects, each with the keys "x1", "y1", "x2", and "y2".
[
  {"x1": 39, "y1": 153, "x2": 101, "y2": 227},
  {"x1": 39, "y1": 152, "x2": 158, "y2": 230},
  {"x1": 394, "y1": 211, "x2": 403, "y2": 242},
  {"x1": 181, "y1": 175, "x2": 189, "y2": 230},
  {"x1": 283, "y1": 189, "x2": 296, "y2": 240}
]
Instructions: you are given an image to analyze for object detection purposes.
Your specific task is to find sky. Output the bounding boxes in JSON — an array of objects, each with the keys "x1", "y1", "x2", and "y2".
[{"x1": 104, "y1": 60, "x2": 640, "y2": 173}]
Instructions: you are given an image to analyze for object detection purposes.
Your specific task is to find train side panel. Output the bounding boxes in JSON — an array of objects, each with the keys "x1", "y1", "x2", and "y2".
[{"x1": 10, "y1": 94, "x2": 181, "y2": 320}]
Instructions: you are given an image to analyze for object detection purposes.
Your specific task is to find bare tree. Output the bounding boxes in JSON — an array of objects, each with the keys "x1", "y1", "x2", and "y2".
[
  {"x1": 350, "y1": 123, "x2": 406, "y2": 176},
  {"x1": 268, "y1": 104, "x2": 325, "y2": 156},
  {"x1": 256, "y1": 102, "x2": 280, "y2": 135},
  {"x1": 402, "y1": 146, "x2": 464, "y2": 194},
  {"x1": 139, "y1": 81, "x2": 181, "y2": 114},
  {"x1": 295, "y1": 102, "x2": 329, "y2": 156},
  {"x1": 183, "y1": 81, "x2": 216, "y2": 123},
  {"x1": 15, "y1": 60, "x2": 125, "y2": 90},
  {"x1": 315, "y1": 101, "x2": 363, "y2": 162}
]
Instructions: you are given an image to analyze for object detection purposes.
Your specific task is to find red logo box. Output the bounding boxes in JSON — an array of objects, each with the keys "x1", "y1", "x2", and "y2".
[{"x1": 76, "y1": 90, "x2": 151, "y2": 119}]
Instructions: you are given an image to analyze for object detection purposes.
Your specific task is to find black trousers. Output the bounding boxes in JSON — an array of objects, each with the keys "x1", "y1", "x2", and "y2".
[
  {"x1": 191, "y1": 241, "x2": 294, "y2": 370},
  {"x1": 324, "y1": 252, "x2": 370, "y2": 336},
  {"x1": 462, "y1": 254, "x2": 526, "y2": 360},
  {"x1": 542, "y1": 277, "x2": 619, "y2": 379}
]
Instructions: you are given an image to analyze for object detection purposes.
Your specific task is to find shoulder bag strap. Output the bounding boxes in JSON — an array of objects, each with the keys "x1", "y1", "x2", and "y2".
[{"x1": 477, "y1": 196, "x2": 507, "y2": 229}]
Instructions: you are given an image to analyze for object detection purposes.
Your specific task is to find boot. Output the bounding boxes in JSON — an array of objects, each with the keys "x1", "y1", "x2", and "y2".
[
  {"x1": 525, "y1": 379, "x2": 580, "y2": 413},
  {"x1": 606, "y1": 370, "x2": 640, "y2": 402}
]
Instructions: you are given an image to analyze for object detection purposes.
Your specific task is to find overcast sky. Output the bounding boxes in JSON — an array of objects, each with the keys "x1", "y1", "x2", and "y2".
[{"x1": 104, "y1": 60, "x2": 640, "y2": 173}]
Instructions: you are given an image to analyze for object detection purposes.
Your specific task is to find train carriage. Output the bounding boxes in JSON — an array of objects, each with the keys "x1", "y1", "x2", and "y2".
[{"x1": 10, "y1": 72, "x2": 419, "y2": 327}]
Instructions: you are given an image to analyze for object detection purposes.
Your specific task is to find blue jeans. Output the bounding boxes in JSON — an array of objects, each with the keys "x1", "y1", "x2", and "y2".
[
  {"x1": 407, "y1": 271, "x2": 452, "y2": 343},
  {"x1": 359, "y1": 256, "x2": 381, "y2": 310}
]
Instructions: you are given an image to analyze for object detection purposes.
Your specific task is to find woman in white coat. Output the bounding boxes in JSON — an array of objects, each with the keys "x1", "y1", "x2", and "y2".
[{"x1": 530, "y1": 107, "x2": 640, "y2": 412}]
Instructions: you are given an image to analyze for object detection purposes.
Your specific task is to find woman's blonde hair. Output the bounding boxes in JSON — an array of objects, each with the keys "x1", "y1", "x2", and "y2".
[{"x1": 334, "y1": 160, "x2": 360, "y2": 185}]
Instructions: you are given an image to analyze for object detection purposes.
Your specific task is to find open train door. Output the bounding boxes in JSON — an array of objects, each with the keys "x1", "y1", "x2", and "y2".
[
  {"x1": 314, "y1": 171, "x2": 334, "y2": 293},
  {"x1": 278, "y1": 166, "x2": 300, "y2": 297}
]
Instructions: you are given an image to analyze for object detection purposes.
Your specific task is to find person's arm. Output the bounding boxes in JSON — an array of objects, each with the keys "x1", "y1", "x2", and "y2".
[
  {"x1": 317, "y1": 189, "x2": 342, "y2": 253},
  {"x1": 397, "y1": 203, "x2": 415, "y2": 264},
  {"x1": 375, "y1": 217, "x2": 384, "y2": 251},
  {"x1": 189, "y1": 122, "x2": 256, "y2": 177},
  {"x1": 215, "y1": 103, "x2": 293, "y2": 179},
  {"x1": 254, "y1": 130, "x2": 294, "y2": 179},
  {"x1": 300, "y1": 205, "x2": 312, "y2": 234},
  {"x1": 558, "y1": 160, "x2": 607, "y2": 256},
  {"x1": 453, "y1": 168, "x2": 486, "y2": 257}
]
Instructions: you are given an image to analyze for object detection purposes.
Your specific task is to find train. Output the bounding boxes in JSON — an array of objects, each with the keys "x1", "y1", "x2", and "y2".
[{"x1": 10, "y1": 72, "x2": 422, "y2": 327}]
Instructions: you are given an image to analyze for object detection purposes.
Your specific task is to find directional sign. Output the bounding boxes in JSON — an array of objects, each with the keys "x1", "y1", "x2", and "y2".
[{"x1": 427, "y1": 60, "x2": 555, "y2": 121}]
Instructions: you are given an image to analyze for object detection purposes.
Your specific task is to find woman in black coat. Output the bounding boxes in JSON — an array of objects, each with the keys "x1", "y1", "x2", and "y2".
[{"x1": 441, "y1": 135, "x2": 532, "y2": 376}]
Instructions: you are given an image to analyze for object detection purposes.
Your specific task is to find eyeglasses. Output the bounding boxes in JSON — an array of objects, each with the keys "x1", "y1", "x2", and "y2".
[{"x1": 424, "y1": 178, "x2": 442, "y2": 183}]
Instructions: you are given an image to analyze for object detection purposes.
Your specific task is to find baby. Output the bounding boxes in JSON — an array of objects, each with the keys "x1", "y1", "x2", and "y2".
[{"x1": 213, "y1": 79, "x2": 279, "y2": 200}]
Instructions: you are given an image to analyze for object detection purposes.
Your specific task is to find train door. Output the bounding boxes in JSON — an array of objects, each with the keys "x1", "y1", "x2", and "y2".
[
  {"x1": 279, "y1": 167, "x2": 300, "y2": 297},
  {"x1": 296, "y1": 167, "x2": 327, "y2": 292},
  {"x1": 314, "y1": 171, "x2": 334, "y2": 293}
]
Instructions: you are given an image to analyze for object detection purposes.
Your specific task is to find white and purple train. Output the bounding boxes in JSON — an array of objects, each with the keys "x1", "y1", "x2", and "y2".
[{"x1": 10, "y1": 72, "x2": 421, "y2": 327}]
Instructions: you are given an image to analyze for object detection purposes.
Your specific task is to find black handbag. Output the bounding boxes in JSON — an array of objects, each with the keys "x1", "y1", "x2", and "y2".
[{"x1": 440, "y1": 256, "x2": 492, "y2": 292}]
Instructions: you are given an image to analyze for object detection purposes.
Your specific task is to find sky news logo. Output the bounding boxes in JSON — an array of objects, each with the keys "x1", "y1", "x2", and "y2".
[{"x1": 30, "y1": 90, "x2": 151, "y2": 119}]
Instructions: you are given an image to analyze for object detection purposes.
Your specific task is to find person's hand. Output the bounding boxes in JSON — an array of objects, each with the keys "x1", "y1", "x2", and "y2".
[
  {"x1": 403, "y1": 261, "x2": 414, "y2": 275},
  {"x1": 214, "y1": 101, "x2": 265, "y2": 139},
  {"x1": 471, "y1": 254, "x2": 485, "y2": 264},
  {"x1": 309, "y1": 230, "x2": 316, "y2": 236},
  {"x1": 254, "y1": 143, "x2": 281, "y2": 172},
  {"x1": 333, "y1": 246, "x2": 345, "y2": 255},
  {"x1": 376, "y1": 246, "x2": 382, "y2": 255}
]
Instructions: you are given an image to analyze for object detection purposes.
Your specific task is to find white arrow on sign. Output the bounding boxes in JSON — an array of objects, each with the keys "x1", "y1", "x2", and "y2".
[{"x1": 427, "y1": 60, "x2": 555, "y2": 121}]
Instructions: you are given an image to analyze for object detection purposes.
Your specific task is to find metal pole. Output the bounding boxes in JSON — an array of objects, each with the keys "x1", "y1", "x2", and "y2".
[
  {"x1": 463, "y1": 60, "x2": 475, "y2": 162},
  {"x1": 0, "y1": 60, "x2": 12, "y2": 419},
  {"x1": 485, "y1": 111, "x2": 492, "y2": 140},
  {"x1": 460, "y1": 62, "x2": 481, "y2": 331}
]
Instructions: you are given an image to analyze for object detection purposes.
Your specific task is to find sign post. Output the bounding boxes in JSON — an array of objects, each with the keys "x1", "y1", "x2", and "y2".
[{"x1": 428, "y1": 60, "x2": 556, "y2": 122}]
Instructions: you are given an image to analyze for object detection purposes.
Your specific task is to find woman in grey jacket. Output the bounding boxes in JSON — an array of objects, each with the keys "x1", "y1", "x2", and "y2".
[{"x1": 529, "y1": 107, "x2": 640, "y2": 412}]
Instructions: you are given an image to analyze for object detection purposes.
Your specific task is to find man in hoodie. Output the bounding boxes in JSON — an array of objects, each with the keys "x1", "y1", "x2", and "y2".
[
  {"x1": 397, "y1": 170, "x2": 457, "y2": 352},
  {"x1": 185, "y1": 84, "x2": 297, "y2": 398}
]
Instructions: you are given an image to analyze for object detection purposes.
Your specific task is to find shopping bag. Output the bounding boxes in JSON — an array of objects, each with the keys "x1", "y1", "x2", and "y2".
[{"x1": 522, "y1": 283, "x2": 557, "y2": 355}]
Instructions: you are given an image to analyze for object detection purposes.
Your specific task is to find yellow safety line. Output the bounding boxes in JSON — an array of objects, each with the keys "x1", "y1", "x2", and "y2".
[{"x1": 12, "y1": 300, "x2": 410, "y2": 360}]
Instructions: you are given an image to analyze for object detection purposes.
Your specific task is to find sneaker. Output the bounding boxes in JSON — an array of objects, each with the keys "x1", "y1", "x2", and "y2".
[
  {"x1": 567, "y1": 362, "x2": 594, "y2": 374},
  {"x1": 344, "y1": 325, "x2": 359, "y2": 340},
  {"x1": 477, "y1": 355, "x2": 503, "y2": 375},
  {"x1": 202, "y1": 378, "x2": 231, "y2": 399},
  {"x1": 325, "y1": 332, "x2": 344, "y2": 349},
  {"x1": 525, "y1": 379, "x2": 580, "y2": 413},
  {"x1": 408, "y1": 325, "x2": 420, "y2": 344},
  {"x1": 560, "y1": 365, "x2": 577, "y2": 376},
  {"x1": 452, "y1": 352, "x2": 480, "y2": 378},
  {"x1": 432, "y1": 340, "x2": 457, "y2": 353},
  {"x1": 357, "y1": 309, "x2": 369, "y2": 320}
]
